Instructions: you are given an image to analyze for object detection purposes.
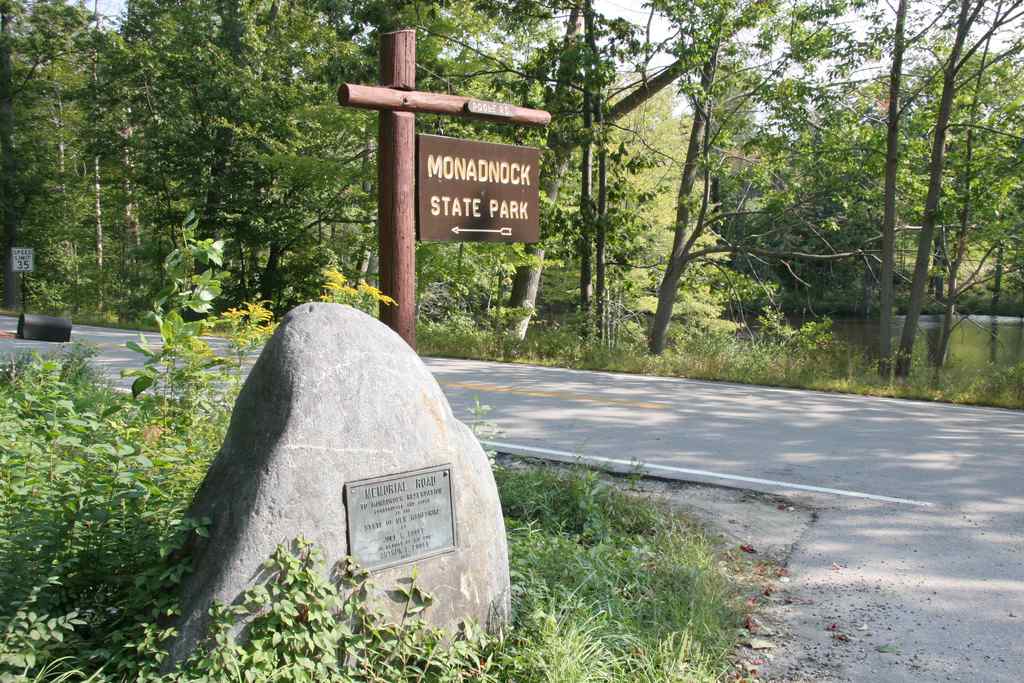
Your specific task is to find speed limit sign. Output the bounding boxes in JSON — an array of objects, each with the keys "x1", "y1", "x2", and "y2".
[{"x1": 11, "y1": 247, "x2": 33, "y2": 273}]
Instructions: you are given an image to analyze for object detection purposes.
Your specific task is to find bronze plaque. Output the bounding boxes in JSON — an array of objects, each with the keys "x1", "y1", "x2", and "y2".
[
  {"x1": 344, "y1": 465, "x2": 457, "y2": 571},
  {"x1": 417, "y1": 134, "x2": 540, "y2": 243}
]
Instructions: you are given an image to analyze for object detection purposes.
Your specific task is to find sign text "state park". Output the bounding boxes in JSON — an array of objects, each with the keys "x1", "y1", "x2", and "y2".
[{"x1": 416, "y1": 134, "x2": 540, "y2": 243}]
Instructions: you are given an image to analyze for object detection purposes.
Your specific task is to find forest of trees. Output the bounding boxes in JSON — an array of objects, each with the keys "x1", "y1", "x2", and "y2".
[{"x1": 2, "y1": 0, "x2": 1023, "y2": 375}]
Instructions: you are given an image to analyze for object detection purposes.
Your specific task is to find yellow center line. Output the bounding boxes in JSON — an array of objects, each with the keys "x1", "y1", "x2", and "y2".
[{"x1": 440, "y1": 381, "x2": 669, "y2": 410}]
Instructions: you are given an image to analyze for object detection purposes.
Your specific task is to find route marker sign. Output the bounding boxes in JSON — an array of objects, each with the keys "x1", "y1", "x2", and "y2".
[
  {"x1": 337, "y1": 28, "x2": 550, "y2": 348},
  {"x1": 11, "y1": 247, "x2": 33, "y2": 273},
  {"x1": 417, "y1": 134, "x2": 540, "y2": 243}
]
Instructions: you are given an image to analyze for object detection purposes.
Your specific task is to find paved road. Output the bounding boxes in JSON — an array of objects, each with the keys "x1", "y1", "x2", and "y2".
[{"x1": 2, "y1": 316, "x2": 1022, "y2": 681}]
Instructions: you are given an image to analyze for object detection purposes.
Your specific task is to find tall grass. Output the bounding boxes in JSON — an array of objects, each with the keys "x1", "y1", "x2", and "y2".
[{"x1": 496, "y1": 466, "x2": 741, "y2": 682}]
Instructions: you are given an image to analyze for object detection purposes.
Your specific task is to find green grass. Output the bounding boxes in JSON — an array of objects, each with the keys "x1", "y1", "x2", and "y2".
[
  {"x1": 497, "y1": 466, "x2": 742, "y2": 682},
  {"x1": 0, "y1": 350, "x2": 747, "y2": 682},
  {"x1": 419, "y1": 319, "x2": 1024, "y2": 411}
]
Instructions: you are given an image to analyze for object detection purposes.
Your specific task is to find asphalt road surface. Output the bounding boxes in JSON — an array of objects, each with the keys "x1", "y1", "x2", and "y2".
[{"x1": 2, "y1": 315, "x2": 1022, "y2": 681}]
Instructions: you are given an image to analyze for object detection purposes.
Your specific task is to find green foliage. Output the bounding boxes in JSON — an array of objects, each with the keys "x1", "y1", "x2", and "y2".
[
  {"x1": 0, "y1": 350, "x2": 216, "y2": 678},
  {"x1": 0, "y1": 350, "x2": 745, "y2": 682},
  {"x1": 173, "y1": 540, "x2": 498, "y2": 682},
  {"x1": 0, "y1": 581, "x2": 84, "y2": 679},
  {"x1": 122, "y1": 213, "x2": 230, "y2": 403}
]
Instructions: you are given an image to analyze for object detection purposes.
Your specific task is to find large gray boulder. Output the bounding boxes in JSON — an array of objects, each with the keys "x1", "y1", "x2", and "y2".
[{"x1": 165, "y1": 303, "x2": 509, "y2": 666}]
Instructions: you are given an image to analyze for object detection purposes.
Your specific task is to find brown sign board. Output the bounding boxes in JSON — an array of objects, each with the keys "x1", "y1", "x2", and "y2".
[{"x1": 416, "y1": 134, "x2": 540, "y2": 243}]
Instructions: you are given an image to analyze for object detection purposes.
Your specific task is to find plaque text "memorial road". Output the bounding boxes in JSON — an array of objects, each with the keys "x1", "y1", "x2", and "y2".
[{"x1": 345, "y1": 465, "x2": 457, "y2": 570}]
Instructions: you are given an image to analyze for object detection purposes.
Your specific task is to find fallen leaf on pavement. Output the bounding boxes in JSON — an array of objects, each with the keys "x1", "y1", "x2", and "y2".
[
  {"x1": 784, "y1": 597, "x2": 814, "y2": 605},
  {"x1": 876, "y1": 644, "x2": 900, "y2": 654},
  {"x1": 747, "y1": 638, "x2": 775, "y2": 650},
  {"x1": 740, "y1": 544, "x2": 756, "y2": 553}
]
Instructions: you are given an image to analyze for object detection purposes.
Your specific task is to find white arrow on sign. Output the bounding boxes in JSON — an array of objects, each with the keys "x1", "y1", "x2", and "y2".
[{"x1": 451, "y1": 226, "x2": 512, "y2": 237}]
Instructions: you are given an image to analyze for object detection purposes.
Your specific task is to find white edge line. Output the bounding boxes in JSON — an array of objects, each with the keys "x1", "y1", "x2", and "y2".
[{"x1": 482, "y1": 440, "x2": 935, "y2": 508}]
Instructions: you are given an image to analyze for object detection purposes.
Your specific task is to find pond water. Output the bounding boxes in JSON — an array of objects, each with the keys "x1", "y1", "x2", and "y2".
[{"x1": 827, "y1": 315, "x2": 1024, "y2": 368}]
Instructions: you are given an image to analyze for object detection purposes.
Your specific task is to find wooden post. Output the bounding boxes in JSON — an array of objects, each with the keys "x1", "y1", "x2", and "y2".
[
  {"x1": 378, "y1": 29, "x2": 416, "y2": 348},
  {"x1": 337, "y1": 29, "x2": 549, "y2": 347}
]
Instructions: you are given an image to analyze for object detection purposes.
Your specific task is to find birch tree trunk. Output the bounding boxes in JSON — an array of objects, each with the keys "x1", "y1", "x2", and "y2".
[
  {"x1": 122, "y1": 117, "x2": 140, "y2": 248},
  {"x1": 92, "y1": 0, "x2": 104, "y2": 310}
]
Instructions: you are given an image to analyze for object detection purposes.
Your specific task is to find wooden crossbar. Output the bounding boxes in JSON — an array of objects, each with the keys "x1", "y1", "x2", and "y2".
[{"x1": 338, "y1": 84, "x2": 551, "y2": 127}]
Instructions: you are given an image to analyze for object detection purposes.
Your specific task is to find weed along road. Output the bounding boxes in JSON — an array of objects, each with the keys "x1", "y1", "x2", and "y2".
[{"x1": 2, "y1": 315, "x2": 1022, "y2": 682}]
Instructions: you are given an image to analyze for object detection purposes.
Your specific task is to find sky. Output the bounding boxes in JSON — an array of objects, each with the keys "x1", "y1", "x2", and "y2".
[{"x1": 93, "y1": 0, "x2": 679, "y2": 65}]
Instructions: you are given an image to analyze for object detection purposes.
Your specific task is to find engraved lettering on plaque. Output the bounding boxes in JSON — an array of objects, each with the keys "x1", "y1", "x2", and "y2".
[{"x1": 345, "y1": 465, "x2": 457, "y2": 570}]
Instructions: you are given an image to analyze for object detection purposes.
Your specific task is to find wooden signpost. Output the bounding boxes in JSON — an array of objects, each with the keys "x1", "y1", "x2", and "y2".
[{"x1": 338, "y1": 29, "x2": 549, "y2": 349}]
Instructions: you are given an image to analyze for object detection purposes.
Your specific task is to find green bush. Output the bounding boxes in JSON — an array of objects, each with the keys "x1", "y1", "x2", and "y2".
[{"x1": 0, "y1": 352, "x2": 743, "y2": 682}]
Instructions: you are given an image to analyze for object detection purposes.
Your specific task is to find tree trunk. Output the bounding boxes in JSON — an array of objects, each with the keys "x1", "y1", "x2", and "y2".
[
  {"x1": 94, "y1": 154, "x2": 104, "y2": 308},
  {"x1": 879, "y1": 0, "x2": 908, "y2": 375},
  {"x1": 506, "y1": 8, "x2": 581, "y2": 340},
  {"x1": 1, "y1": 6, "x2": 20, "y2": 309},
  {"x1": 587, "y1": 0, "x2": 607, "y2": 340},
  {"x1": 508, "y1": 244, "x2": 543, "y2": 339},
  {"x1": 935, "y1": 221, "x2": 967, "y2": 367},
  {"x1": 861, "y1": 263, "x2": 873, "y2": 318},
  {"x1": 579, "y1": 126, "x2": 593, "y2": 314},
  {"x1": 595, "y1": 95, "x2": 608, "y2": 340},
  {"x1": 933, "y1": 4, "x2": 992, "y2": 369},
  {"x1": 56, "y1": 87, "x2": 67, "y2": 214},
  {"x1": 579, "y1": 0, "x2": 596, "y2": 316},
  {"x1": 262, "y1": 242, "x2": 282, "y2": 306},
  {"x1": 507, "y1": 6, "x2": 689, "y2": 340},
  {"x1": 199, "y1": 0, "x2": 245, "y2": 238},
  {"x1": 936, "y1": 297, "x2": 956, "y2": 366},
  {"x1": 991, "y1": 243, "x2": 1004, "y2": 311},
  {"x1": 92, "y1": 0, "x2": 104, "y2": 310},
  {"x1": 894, "y1": 0, "x2": 973, "y2": 377},
  {"x1": 648, "y1": 52, "x2": 717, "y2": 355},
  {"x1": 931, "y1": 232, "x2": 945, "y2": 301},
  {"x1": 122, "y1": 118, "x2": 140, "y2": 248}
]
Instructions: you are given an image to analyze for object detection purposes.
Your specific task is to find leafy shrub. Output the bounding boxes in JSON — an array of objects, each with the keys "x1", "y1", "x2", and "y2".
[
  {"x1": 0, "y1": 351, "x2": 743, "y2": 681},
  {"x1": 1, "y1": 234, "x2": 744, "y2": 680}
]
